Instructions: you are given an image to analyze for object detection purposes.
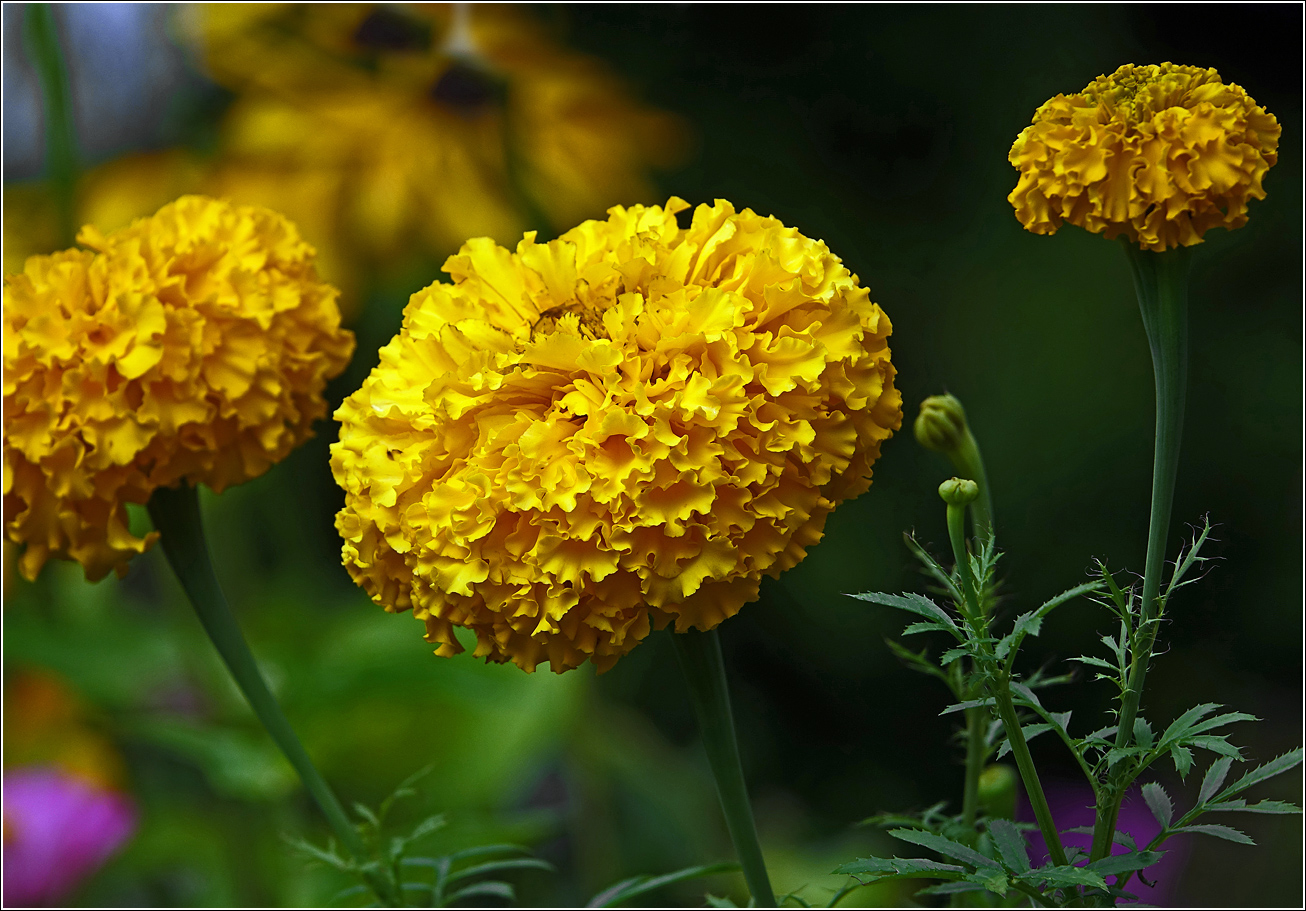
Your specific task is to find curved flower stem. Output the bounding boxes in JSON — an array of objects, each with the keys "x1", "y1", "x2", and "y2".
[
  {"x1": 1092, "y1": 243, "x2": 1191, "y2": 862},
  {"x1": 961, "y1": 701, "x2": 986, "y2": 833},
  {"x1": 669, "y1": 627, "x2": 777, "y2": 907},
  {"x1": 22, "y1": 3, "x2": 79, "y2": 246},
  {"x1": 992, "y1": 686, "x2": 1068, "y2": 868},
  {"x1": 948, "y1": 428, "x2": 994, "y2": 542},
  {"x1": 147, "y1": 484, "x2": 399, "y2": 907}
]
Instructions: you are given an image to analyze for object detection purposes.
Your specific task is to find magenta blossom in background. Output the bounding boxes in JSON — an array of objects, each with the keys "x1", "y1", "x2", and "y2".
[
  {"x1": 3, "y1": 766, "x2": 137, "y2": 906},
  {"x1": 1020, "y1": 779, "x2": 1191, "y2": 905}
]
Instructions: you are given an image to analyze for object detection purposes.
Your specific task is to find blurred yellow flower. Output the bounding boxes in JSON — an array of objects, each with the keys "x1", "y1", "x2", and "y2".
[
  {"x1": 3, "y1": 196, "x2": 354, "y2": 582},
  {"x1": 4, "y1": 669, "x2": 126, "y2": 792},
  {"x1": 331, "y1": 198, "x2": 901, "y2": 673},
  {"x1": 186, "y1": 3, "x2": 687, "y2": 262},
  {"x1": 1009, "y1": 63, "x2": 1280, "y2": 250}
]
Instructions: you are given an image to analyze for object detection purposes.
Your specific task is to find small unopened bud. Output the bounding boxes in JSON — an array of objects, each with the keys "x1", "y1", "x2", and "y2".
[
  {"x1": 914, "y1": 394, "x2": 969, "y2": 454},
  {"x1": 978, "y1": 764, "x2": 1019, "y2": 820},
  {"x1": 938, "y1": 477, "x2": 979, "y2": 507}
]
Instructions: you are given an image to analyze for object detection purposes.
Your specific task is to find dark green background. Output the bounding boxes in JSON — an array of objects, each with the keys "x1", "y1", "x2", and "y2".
[{"x1": 6, "y1": 4, "x2": 1301, "y2": 907}]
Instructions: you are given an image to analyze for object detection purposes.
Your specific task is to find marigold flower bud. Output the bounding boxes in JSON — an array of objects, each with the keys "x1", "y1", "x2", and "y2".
[
  {"x1": 3, "y1": 196, "x2": 355, "y2": 582},
  {"x1": 914, "y1": 394, "x2": 969, "y2": 454},
  {"x1": 1009, "y1": 63, "x2": 1280, "y2": 250},
  {"x1": 331, "y1": 198, "x2": 903, "y2": 673},
  {"x1": 938, "y1": 477, "x2": 979, "y2": 507}
]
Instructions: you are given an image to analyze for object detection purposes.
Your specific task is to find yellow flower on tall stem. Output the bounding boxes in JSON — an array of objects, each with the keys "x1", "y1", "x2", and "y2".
[{"x1": 1008, "y1": 62, "x2": 1280, "y2": 874}]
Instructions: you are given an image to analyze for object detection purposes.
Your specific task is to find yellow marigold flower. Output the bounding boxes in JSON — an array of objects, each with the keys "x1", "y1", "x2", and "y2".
[
  {"x1": 3, "y1": 196, "x2": 354, "y2": 582},
  {"x1": 331, "y1": 199, "x2": 902, "y2": 673},
  {"x1": 184, "y1": 3, "x2": 687, "y2": 259},
  {"x1": 1009, "y1": 63, "x2": 1280, "y2": 250}
]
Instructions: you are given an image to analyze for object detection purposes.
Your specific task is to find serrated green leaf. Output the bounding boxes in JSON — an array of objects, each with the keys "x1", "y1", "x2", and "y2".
[
  {"x1": 1183, "y1": 735, "x2": 1242, "y2": 760},
  {"x1": 834, "y1": 855, "x2": 966, "y2": 880},
  {"x1": 1217, "y1": 748, "x2": 1305, "y2": 801},
  {"x1": 941, "y1": 698, "x2": 995, "y2": 715},
  {"x1": 966, "y1": 870, "x2": 1009, "y2": 896},
  {"x1": 1008, "y1": 682, "x2": 1044, "y2": 709},
  {"x1": 1171, "y1": 745, "x2": 1194, "y2": 778},
  {"x1": 1019, "y1": 864, "x2": 1107, "y2": 890},
  {"x1": 1141, "y1": 782, "x2": 1173, "y2": 828},
  {"x1": 900, "y1": 620, "x2": 953, "y2": 636},
  {"x1": 888, "y1": 828, "x2": 1001, "y2": 869},
  {"x1": 1199, "y1": 757, "x2": 1235, "y2": 805},
  {"x1": 995, "y1": 723, "x2": 1053, "y2": 760},
  {"x1": 1159, "y1": 703, "x2": 1221, "y2": 749},
  {"x1": 1171, "y1": 824, "x2": 1255, "y2": 845},
  {"x1": 915, "y1": 881, "x2": 988, "y2": 896},
  {"x1": 987, "y1": 819, "x2": 1030, "y2": 873},
  {"x1": 1069, "y1": 655, "x2": 1116, "y2": 671},
  {"x1": 587, "y1": 863, "x2": 739, "y2": 908},
  {"x1": 1187, "y1": 712, "x2": 1258, "y2": 736},
  {"x1": 1133, "y1": 717, "x2": 1154, "y2": 749},
  {"x1": 1084, "y1": 851, "x2": 1164, "y2": 876},
  {"x1": 283, "y1": 835, "x2": 352, "y2": 872},
  {"x1": 1208, "y1": 799, "x2": 1302, "y2": 815},
  {"x1": 938, "y1": 646, "x2": 971, "y2": 666},
  {"x1": 847, "y1": 591, "x2": 959, "y2": 634}
]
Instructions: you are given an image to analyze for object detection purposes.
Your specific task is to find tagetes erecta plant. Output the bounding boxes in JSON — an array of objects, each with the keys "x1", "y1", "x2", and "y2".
[
  {"x1": 1009, "y1": 62, "x2": 1280, "y2": 250},
  {"x1": 331, "y1": 198, "x2": 902, "y2": 673},
  {"x1": 3, "y1": 195, "x2": 355, "y2": 581}
]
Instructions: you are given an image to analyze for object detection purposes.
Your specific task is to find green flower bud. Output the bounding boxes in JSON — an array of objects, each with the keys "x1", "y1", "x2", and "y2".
[
  {"x1": 978, "y1": 764, "x2": 1019, "y2": 820},
  {"x1": 914, "y1": 393, "x2": 969, "y2": 454},
  {"x1": 938, "y1": 477, "x2": 979, "y2": 507}
]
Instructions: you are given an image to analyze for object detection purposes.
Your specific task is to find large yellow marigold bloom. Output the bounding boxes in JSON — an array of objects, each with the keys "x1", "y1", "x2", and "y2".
[
  {"x1": 3, "y1": 196, "x2": 354, "y2": 582},
  {"x1": 331, "y1": 199, "x2": 901, "y2": 673},
  {"x1": 1009, "y1": 63, "x2": 1280, "y2": 250}
]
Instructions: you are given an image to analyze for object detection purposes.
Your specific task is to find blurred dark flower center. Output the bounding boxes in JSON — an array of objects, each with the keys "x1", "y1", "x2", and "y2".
[
  {"x1": 353, "y1": 8, "x2": 432, "y2": 53},
  {"x1": 431, "y1": 63, "x2": 496, "y2": 114}
]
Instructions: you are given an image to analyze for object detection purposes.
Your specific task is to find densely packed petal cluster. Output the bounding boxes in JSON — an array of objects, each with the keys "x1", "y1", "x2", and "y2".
[
  {"x1": 3, "y1": 196, "x2": 354, "y2": 581},
  {"x1": 332, "y1": 199, "x2": 901, "y2": 673},
  {"x1": 1009, "y1": 63, "x2": 1280, "y2": 250}
]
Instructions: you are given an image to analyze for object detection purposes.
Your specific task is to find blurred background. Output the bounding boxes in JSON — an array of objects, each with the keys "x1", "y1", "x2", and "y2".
[{"x1": 3, "y1": 3, "x2": 1301, "y2": 906}]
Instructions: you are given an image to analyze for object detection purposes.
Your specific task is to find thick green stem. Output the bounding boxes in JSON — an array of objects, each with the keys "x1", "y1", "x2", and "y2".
[
  {"x1": 945, "y1": 502, "x2": 980, "y2": 621},
  {"x1": 1113, "y1": 243, "x2": 1191, "y2": 748},
  {"x1": 1091, "y1": 244, "x2": 1191, "y2": 863},
  {"x1": 147, "y1": 484, "x2": 398, "y2": 906},
  {"x1": 22, "y1": 3, "x2": 79, "y2": 247},
  {"x1": 669, "y1": 627, "x2": 777, "y2": 907},
  {"x1": 992, "y1": 688, "x2": 1068, "y2": 867}
]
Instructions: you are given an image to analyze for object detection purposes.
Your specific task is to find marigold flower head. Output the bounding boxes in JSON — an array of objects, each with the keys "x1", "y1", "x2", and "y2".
[
  {"x1": 3, "y1": 195, "x2": 354, "y2": 582},
  {"x1": 1009, "y1": 63, "x2": 1280, "y2": 250},
  {"x1": 331, "y1": 198, "x2": 902, "y2": 673}
]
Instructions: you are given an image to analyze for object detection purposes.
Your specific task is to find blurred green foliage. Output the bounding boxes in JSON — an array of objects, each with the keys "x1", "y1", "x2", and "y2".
[{"x1": 4, "y1": 4, "x2": 1300, "y2": 907}]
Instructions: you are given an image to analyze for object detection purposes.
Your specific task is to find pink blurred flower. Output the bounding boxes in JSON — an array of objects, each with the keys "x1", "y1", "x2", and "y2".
[{"x1": 3, "y1": 766, "x2": 136, "y2": 906}]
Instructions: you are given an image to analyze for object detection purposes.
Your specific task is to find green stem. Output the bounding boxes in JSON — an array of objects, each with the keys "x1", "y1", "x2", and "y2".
[
  {"x1": 1113, "y1": 243, "x2": 1191, "y2": 749},
  {"x1": 147, "y1": 484, "x2": 399, "y2": 907},
  {"x1": 1092, "y1": 244, "x2": 1191, "y2": 862},
  {"x1": 945, "y1": 501, "x2": 980, "y2": 622},
  {"x1": 22, "y1": 3, "x2": 79, "y2": 247},
  {"x1": 669, "y1": 627, "x2": 777, "y2": 907},
  {"x1": 947, "y1": 429, "x2": 994, "y2": 541},
  {"x1": 991, "y1": 687, "x2": 1068, "y2": 868}
]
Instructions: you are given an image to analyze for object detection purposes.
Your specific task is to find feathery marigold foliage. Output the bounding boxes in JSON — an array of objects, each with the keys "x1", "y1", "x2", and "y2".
[
  {"x1": 331, "y1": 198, "x2": 902, "y2": 673},
  {"x1": 1009, "y1": 63, "x2": 1280, "y2": 250},
  {"x1": 3, "y1": 196, "x2": 355, "y2": 582}
]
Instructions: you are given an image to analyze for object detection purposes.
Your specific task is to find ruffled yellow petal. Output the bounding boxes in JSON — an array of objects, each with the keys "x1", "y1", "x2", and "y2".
[
  {"x1": 1009, "y1": 63, "x2": 1280, "y2": 250},
  {"x1": 332, "y1": 199, "x2": 902, "y2": 673},
  {"x1": 3, "y1": 196, "x2": 354, "y2": 581}
]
